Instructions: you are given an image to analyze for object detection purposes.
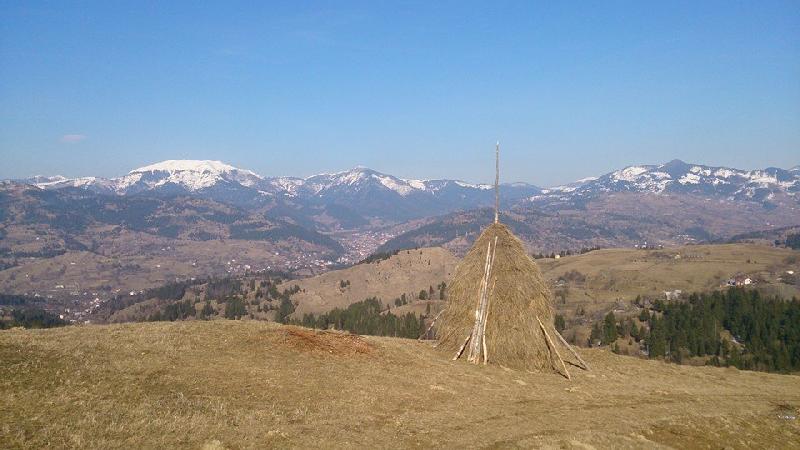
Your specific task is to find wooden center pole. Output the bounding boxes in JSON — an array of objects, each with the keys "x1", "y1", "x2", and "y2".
[{"x1": 494, "y1": 142, "x2": 500, "y2": 224}]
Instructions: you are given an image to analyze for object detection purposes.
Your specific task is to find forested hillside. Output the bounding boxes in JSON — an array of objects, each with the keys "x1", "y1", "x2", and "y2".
[{"x1": 602, "y1": 288, "x2": 800, "y2": 373}]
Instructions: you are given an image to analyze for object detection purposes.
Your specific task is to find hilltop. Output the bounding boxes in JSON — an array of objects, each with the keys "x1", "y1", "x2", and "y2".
[
  {"x1": 1, "y1": 321, "x2": 798, "y2": 448},
  {"x1": 83, "y1": 246, "x2": 457, "y2": 324},
  {"x1": 279, "y1": 247, "x2": 457, "y2": 315}
]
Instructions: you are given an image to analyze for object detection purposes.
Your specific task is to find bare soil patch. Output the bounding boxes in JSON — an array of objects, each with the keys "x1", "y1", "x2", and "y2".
[{"x1": 281, "y1": 326, "x2": 373, "y2": 356}]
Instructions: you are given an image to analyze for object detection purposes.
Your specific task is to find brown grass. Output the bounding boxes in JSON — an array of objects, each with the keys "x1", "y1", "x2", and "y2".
[
  {"x1": 2, "y1": 321, "x2": 799, "y2": 448},
  {"x1": 280, "y1": 247, "x2": 457, "y2": 316}
]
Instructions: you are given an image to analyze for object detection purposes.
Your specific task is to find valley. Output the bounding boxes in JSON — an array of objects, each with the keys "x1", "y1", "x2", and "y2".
[
  {"x1": 2, "y1": 159, "x2": 799, "y2": 327},
  {"x1": 85, "y1": 242, "x2": 799, "y2": 345}
]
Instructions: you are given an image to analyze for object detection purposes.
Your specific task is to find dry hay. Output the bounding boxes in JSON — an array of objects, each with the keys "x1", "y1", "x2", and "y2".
[
  {"x1": 436, "y1": 223, "x2": 577, "y2": 372},
  {"x1": 281, "y1": 326, "x2": 373, "y2": 356}
]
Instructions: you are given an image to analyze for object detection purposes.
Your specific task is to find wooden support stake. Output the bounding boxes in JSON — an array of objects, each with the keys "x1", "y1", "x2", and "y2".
[
  {"x1": 482, "y1": 334, "x2": 488, "y2": 365},
  {"x1": 537, "y1": 315, "x2": 570, "y2": 380},
  {"x1": 482, "y1": 275, "x2": 497, "y2": 365},
  {"x1": 554, "y1": 328, "x2": 590, "y2": 371},
  {"x1": 467, "y1": 239, "x2": 495, "y2": 363},
  {"x1": 453, "y1": 334, "x2": 471, "y2": 360},
  {"x1": 418, "y1": 308, "x2": 446, "y2": 340}
]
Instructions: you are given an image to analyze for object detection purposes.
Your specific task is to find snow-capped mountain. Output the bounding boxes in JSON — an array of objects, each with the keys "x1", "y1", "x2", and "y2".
[
  {"x1": 536, "y1": 159, "x2": 800, "y2": 205},
  {"x1": 15, "y1": 159, "x2": 798, "y2": 222},
  {"x1": 21, "y1": 161, "x2": 540, "y2": 221},
  {"x1": 268, "y1": 167, "x2": 499, "y2": 198},
  {"x1": 267, "y1": 167, "x2": 539, "y2": 220},
  {"x1": 19, "y1": 175, "x2": 118, "y2": 194},
  {"x1": 116, "y1": 160, "x2": 265, "y2": 194},
  {"x1": 23, "y1": 160, "x2": 267, "y2": 197}
]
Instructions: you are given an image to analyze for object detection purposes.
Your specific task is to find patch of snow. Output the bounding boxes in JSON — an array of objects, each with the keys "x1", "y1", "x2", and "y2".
[
  {"x1": 746, "y1": 170, "x2": 779, "y2": 186},
  {"x1": 454, "y1": 180, "x2": 491, "y2": 190},
  {"x1": 649, "y1": 171, "x2": 672, "y2": 180},
  {"x1": 270, "y1": 177, "x2": 304, "y2": 195},
  {"x1": 611, "y1": 166, "x2": 648, "y2": 182},
  {"x1": 678, "y1": 173, "x2": 701, "y2": 184},
  {"x1": 407, "y1": 179, "x2": 427, "y2": 190},
  {"x1": 68, "y1": 177, "x2": 100, "y2": 187},
  {"x1": 131, "y1": 160, "x2": 257, "y2": 176},
  {"x1": 113, "y1": 173, "x2": 143, "y2": 191},
  {"x1": 714, "y1": 168, "x2": 737, "y2": 178},
  {"x1": 689, "y1": 166, "x2": 711, "y2": 176},
  {"x1": 372, "y1": 174, "x2": 419, "y2": 196},
  {"x1": 32, "y1": 176, "x2": 70, "y2": 188}
]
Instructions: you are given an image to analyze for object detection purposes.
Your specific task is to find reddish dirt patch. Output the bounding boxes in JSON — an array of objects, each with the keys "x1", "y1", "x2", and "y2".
[{"x1": 281, "y1": 327, "x2": 373, "y2": 356}]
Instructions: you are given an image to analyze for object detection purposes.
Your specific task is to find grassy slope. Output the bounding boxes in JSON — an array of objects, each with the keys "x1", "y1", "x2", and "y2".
[
  {"x1": 537, "y1": 243, "x2": 800, "y2": 303},
  {"x1": 280, "y1": 247, "x2": 457, "y2": 315},
  {"x1": 2, "y1": 321, "x2": 799, "y2": 449},
  {"x1": 279, "y1": 243, "x2": 797, "y2": 319}
]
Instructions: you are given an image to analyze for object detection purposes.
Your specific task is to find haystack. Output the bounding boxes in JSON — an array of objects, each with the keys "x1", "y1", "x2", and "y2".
[
  {"x1": 434, "y1": 222, "x2": 587, "y2": 376},
  {"x1": 431, "y1": 142, "x2": 586, "y2": 376}
]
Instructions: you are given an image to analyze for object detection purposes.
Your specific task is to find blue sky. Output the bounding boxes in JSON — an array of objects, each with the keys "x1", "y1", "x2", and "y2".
[{"x1": 1, "y1": 1, "x2": 798, "y2": 187}]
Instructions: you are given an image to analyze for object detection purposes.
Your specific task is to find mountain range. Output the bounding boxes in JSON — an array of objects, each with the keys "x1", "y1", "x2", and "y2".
[
  {"x1": 2, "y1": 158, "x2": 799, "y2": 307},
  {"x1": 5, "y1": 158, "x2": 797, "y2": 258},
  {"x1": 17, "y1": 158, "x2": 800, "y2": 219},
  {"x1": 533, "y1": 159, "x2": 800, "y2": 206},
  {"x1": 19, "y1": 160, "x2": 541, "y2": 221}
]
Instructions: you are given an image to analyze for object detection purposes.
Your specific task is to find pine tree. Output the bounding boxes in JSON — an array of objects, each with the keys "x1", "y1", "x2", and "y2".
[
  {"x1": 602, "y1": 311, "x2": 618, "y2": 345},
  {"x1": 554, "y1": 314, "x2": 566, "y2": 333}
]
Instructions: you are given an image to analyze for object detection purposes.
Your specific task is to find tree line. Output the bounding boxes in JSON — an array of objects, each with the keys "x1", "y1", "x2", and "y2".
[
  {"x1": 0, "y1": 307, "x2": 67, "y2": 329},
  {"x1": 602, "y1": 288, "x2": 800, "y2": 373},
  {"x1": 296, "y1": 297, "x2": 425, "y2": 339}
]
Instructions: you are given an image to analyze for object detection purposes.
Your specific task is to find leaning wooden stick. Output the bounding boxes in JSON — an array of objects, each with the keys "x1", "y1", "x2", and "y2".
[
  {"x1": 418, "y1": 308, "x2": 446, "y2": 340},
  {"x1": 554, "y1": 328, "x2": 590, "y2": 370},
  {"x1": 482, "y1": 334, "x2": 488, "y2": 365},
  {"x1": 537, "y1": 315, "x2": 570, "y2": 380},
  {"x1": 453, "y1": 334, "x2": 471, "y2": 360}
]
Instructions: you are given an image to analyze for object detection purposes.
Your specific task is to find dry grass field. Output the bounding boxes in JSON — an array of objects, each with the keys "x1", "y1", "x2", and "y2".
[
  {"x1": 280, "y1": 247, "x2": 457, "y2": 315},
  {"x1": 537, "y1": 243, "x2": 800, "y2": 304},
  {"x1": 538, "y1": 243, "x2": 800, "y2": 343},
  {"x1": 2, "y1": 320, "x2": 799, "y2": 449}
]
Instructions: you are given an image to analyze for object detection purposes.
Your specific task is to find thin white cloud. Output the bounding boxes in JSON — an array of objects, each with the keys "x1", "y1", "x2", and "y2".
[{"x1": 60, "y1": 134, "x2": 86, "y2": 143}]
